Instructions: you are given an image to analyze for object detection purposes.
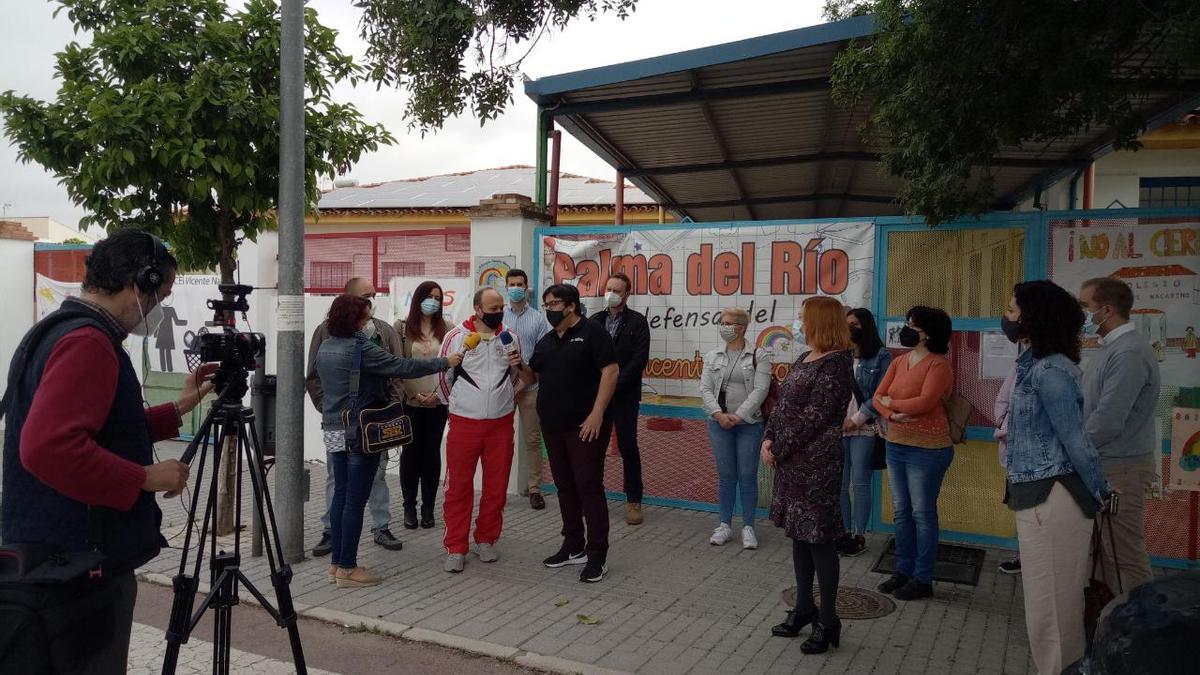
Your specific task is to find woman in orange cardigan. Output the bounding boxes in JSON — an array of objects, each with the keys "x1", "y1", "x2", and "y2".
[{"x1": 873, "y1": 306, "x2": 954, "y2": 601}]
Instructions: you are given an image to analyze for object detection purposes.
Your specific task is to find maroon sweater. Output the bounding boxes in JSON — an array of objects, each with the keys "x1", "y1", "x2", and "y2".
[{"x1": 19, "y1": 326, "x2": 182, "y2": 512}]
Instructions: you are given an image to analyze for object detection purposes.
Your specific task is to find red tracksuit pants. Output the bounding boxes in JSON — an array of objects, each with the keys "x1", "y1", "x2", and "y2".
[{"x1": 443, "y1": 412, "x2": 515, "y2": 555}]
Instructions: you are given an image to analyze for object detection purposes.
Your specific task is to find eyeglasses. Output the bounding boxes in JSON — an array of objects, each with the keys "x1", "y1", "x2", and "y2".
[{"x1": 544, "y1": 300, "x2": 567, "y2": 310}]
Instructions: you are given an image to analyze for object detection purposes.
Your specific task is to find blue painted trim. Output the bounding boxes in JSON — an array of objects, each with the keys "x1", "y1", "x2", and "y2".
[
  {"x1": 1151, "y1": 555, "x2": 1197, "y2": 571},
  {"x1": 523, "y1": 15, "x2": 876, "y2": 101},
  {"x1": 34, "y1": 243, "x2": 93, "y2": 251},
  {"x1": 1140, "y1": 177, "x2": 1200, "y2": 188},
  {"x1": 538, "y1": 483, "x2": 770, "y2": 518},
  {"x1": 965, "y1": 426, "x2": 998, "y2": 442},
  {"x1": 640, "y1": 403, "x2": 708, "y2": 420},
  {"x1": 874, "y1": 522, "x2": 1018, "y2": 550}
]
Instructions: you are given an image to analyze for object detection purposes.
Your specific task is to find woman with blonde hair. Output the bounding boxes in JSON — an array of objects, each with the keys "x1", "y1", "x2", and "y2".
[
  {"x1": 763, "y1": 296, "x2": 854, "y2": 653},
  {"x1": 700, "y1": 307, "x2": 773, "y2": 549}
]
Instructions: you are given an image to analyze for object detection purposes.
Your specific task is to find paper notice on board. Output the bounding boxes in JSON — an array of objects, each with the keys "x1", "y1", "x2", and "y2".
[
  {"x1": 980, "y1": 332, "x2": 1019, "y2": 380},
  {"x1": 277, "y1": 295, "x2": 305, "y2": 332}
]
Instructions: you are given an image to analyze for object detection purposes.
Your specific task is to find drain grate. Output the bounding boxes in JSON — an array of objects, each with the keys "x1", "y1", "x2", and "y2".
[
  {"x1": 870, "y1": 537, "x2": 987, "y2": 586},
  {"x1": 780, "y1": 586, "x2": 896, "y2": 620}
]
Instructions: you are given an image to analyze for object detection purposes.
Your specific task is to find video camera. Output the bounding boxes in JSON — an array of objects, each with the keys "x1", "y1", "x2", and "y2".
[{"x1": 189, "y1": 283, "x2": 266, "y2": 402}]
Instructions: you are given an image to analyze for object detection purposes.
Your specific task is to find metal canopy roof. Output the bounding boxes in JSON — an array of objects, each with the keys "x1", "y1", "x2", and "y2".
[{"x1": 525, "y1": 15, "x2": 1200, "y2": 222}]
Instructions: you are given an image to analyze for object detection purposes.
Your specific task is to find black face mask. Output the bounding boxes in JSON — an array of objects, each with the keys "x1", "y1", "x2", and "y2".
[
  {"x1": 1000, "y1": 316, "x2": 1022, "y2": 344},
  {"x1": 848, "y1": 326, "x2": 863, "y2": 343},
  {"x1": 480, "y1": 311, "x2": 503, "y2": 330},
  {"x1": 546, "y1": 309, "x2": 566, "y2": 327},
  {"x1": 898, "y1": 326, "x2": 922, "y2": 348}
]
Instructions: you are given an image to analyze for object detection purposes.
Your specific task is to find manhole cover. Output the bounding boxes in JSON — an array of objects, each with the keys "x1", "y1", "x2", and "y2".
[{"x1": 780, "y1": 585, "x2": 895, "y2": 620}]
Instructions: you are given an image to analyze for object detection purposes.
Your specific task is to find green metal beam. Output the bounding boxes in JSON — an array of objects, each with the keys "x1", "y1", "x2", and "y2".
[{"x1": 535, "y1": 109, "x2": 550, "y2": 207}]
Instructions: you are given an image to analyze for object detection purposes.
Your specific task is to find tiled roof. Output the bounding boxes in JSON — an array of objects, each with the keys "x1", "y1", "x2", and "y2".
[{"x1": 0, "y1": 220, "x2": 37, "y2": 241}]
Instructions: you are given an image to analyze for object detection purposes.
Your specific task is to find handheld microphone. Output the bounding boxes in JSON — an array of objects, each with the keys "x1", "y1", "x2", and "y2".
[
  {"x1": 463, "y1": 332, "x2": 482, "y2": 351},
  {"x1": 498, "y1": 330, "x2": 518, "y2": 356}
]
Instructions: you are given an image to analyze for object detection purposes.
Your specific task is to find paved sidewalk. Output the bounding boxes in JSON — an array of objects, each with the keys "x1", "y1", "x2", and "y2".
[
  {"x1": 140, "y1": 441, "x2": 1037, "y2": 675},
  {"x1": 127, "y1": 622, "x2": 339, "y2": 675}
]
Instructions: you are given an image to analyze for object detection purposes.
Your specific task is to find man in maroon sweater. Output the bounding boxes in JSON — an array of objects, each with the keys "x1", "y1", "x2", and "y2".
[{"x1": 2, "y1": 230, "x2": 215, "y2": 673}]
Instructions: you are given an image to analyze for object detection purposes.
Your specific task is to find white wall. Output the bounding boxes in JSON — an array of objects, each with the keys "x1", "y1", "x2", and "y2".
[
  {"x1": 1016, "y1": 148, "x2": 1200, "y2": 212},
  {"x1": 0, "y1": 239, "x2": 36, "y2": 433}
]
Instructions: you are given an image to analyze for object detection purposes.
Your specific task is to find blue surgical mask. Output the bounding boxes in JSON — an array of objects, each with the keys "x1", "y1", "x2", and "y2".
[
  {"x1": 420, "y1": 297, "x2": 441, "y2": 316},
  {"x1": 791, "y1": 319, "x2": 805, "y2": 343},
  {"x1": 507, "y1": 287, "x2": 526, "y2": 303},
  {"x1": 1082, "y1": 309, "x2": 1102, "y2": 336}
]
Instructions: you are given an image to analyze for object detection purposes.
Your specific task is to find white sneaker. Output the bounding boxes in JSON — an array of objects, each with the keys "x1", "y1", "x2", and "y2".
[
  {"x1": 709, "y1": 523, "x2": 733, "y2": 546},
  {"x1": 444, "y1": 553, "x2": 465, "y2": 573},
  {"x1": 742, "y1": 526, "x2": 758, "y2": 550},
  {"x1": 474, "y1": 543, "x2": 498, "y2": 563}
]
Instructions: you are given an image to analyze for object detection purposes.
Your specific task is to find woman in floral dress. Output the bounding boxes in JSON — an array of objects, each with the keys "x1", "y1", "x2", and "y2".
[{"x1": 762, "y1": 296, "x2": 854, "y2": 654}]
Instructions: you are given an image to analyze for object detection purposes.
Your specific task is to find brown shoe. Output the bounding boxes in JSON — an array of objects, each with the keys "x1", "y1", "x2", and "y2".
[
  {"x1": 328, "y1": 564, "x2": 337, "y2": 582},
  {"x1": 335, "y1": 566, "x2": 384, "y2": 588},
  {"x1": 626, "y1": 503, "x2": 644, "y2": 525},
  {"x1": 530, "y1": 492, "x2": 546, "y2": 510}
]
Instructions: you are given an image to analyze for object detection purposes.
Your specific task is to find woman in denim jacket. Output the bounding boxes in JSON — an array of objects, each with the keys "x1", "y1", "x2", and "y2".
[
  {"x1": 1003, "y1": 281, "x2": 1110, "y2": 675},
  {"x1": 316, "y1": 295, "x2": 460, "y2": 588},
  {"x1": 700, "y1": 308, "x2": 773, "y2": 549},
  {"x1": 839, "y1": 308, "x2": 891, "y2": 557}
]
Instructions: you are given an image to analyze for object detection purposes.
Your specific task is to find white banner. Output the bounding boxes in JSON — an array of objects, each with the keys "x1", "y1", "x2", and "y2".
[
  {"x1": 538, "y1": 221, "x2": 876, "y2": 400},
  {"x1": 1050, "y1": 221, "x2": 1200, "y2": 389},
  {"x1": 35, "y1": 273, "x2": 81, "y2": 319},
  {"x1": 389, "y1": 276, "x2": 475, "y2": 326}
]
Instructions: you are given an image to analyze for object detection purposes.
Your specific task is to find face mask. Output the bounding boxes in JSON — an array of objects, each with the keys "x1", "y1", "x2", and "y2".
[
  {"x1": 605, "y1": 291, "x2": 622, "y2": 308},
  {"x1": 546, "y1": 309, "x2": 566, "y2": 327},
  {"x1": 1082, "y1": 309, "x2": 1101, "y2": 336},
  {"x1": 848, "y1": 326, "x2": 863, "y2": 343},
  {"x1": 718, "y1": 325, "x2": 739, "y2": 343},
  {"x1": 1000, "y1": 316, "x2": 1022, "y2": 344},
  {"x1": 791, "y1": 319, "x2": 805, "y2": 343},
  {"x1": 420, "y1": 297, "x2": 441, "y2": 316},
  {"x1": 480, "y1": 311, "x2": 503, "y2": 330},
  {"x1": 899, "y1": 326, "x2": 921, "y2": 348},
  {"x1": 131, "y1": 292, "x2": 164, "y2": 337},
  {"x1": 361, "y1": 318, "x2": 378, "y2": 339},
  {"x1": 507, "y1": 287, "x2": 526, "y2": 303}
]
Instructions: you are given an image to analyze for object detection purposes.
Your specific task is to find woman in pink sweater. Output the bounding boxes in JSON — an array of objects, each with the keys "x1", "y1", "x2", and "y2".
[{"x1": 873, "y1": 306, "x2": 954, "y2": 601}]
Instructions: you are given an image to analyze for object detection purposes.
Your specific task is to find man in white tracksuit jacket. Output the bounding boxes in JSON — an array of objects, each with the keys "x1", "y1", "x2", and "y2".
[{"x1": 437, "y1": 287, "x2": 534, "y2": 573}]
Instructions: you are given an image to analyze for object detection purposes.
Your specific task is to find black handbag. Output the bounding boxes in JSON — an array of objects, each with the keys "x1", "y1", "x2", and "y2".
[
  {"x1": 342, "y1": 337, "x2": 413, "y2": 455},
  {"x1": 850, "y1": 378, "x2": 888, "y2": 470},
  {"x1": 1084, "y1": 511, "x2": 1122, "y2": 648}
]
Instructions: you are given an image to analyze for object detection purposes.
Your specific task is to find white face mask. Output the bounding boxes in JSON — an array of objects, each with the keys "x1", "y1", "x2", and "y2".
[
  {"x1": 361, "y1": 319, "x2": 377, "y2": 338},
  {"x1": 718, "y1": 325, "x2": 739, "y2": 343},
  {"x1": 791, "y1": 319, "x2": 805, "y2": 344},
  {"x1": 131, "y1": 292, "x2": 164, "y2": 337},
  {"x1": 605, "y1": 290, "x2": 623, "y2": 308}
]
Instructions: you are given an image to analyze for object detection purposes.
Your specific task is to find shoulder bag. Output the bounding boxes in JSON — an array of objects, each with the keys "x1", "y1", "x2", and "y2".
[
  {"x1": 342, "y1": 337, "x2": 413, "y2": 455},
  {"x1": 1084, "y1": 510, "x2": 1122, "y2": 647}
]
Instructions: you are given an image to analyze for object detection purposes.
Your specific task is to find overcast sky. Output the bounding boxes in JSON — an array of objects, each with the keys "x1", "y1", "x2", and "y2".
[{"x1": 0, "y1": 0, "x2": 826, "y2": 229}]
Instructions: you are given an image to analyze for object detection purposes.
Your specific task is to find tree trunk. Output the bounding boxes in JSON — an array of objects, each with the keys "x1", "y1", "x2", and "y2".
[{"x1": 215, "y1": 216, "x2": 238, "y2": 537}]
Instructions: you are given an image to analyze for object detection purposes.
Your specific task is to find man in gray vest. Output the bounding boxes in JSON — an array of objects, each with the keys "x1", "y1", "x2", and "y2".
[
  {"x1": 305, "y1": 277, "x2": 405, "y2": 554},
  {"x1": 1079, "y1": 277, "x2": 1161, "y2": 592}
]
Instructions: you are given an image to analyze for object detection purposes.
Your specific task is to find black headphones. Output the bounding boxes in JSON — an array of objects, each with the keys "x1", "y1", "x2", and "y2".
[{"x1": 134, "y1": 231, "x2": 165, "y2": 293}]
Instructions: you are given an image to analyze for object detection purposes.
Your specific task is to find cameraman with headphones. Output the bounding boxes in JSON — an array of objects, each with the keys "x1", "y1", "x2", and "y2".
[{"x1": 1, "y1": 229, "x2": 216, "y2": 673}]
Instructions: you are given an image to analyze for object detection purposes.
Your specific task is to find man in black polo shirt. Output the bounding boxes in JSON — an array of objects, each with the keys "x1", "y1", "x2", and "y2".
[{"x1": 524, "y1": 283, "x2": 618, "y2": 582}]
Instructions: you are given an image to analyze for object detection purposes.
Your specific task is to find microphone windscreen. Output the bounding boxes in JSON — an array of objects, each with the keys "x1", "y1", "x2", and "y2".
[
  {"x1": 463, "y1": 332, "x2": 481, "y2": 350},
  {"x1": 498, "y1": 331, "x2": 513, "y2": 346}
]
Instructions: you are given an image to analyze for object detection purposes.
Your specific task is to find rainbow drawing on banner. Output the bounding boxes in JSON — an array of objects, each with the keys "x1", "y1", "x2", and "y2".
[
  {"x1": 1181, "y1": 429, "x2": 1200, "y2": 472},
  {"x1": 756, "y1": 325, "x2": 795, "y2": 351},
  {"x1": 477, "y1": 267, "x2": 507, "y2": 289}
]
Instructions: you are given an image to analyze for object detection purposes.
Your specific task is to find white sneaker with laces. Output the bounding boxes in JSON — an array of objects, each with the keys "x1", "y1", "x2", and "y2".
[
  {"x1": 709, "y1": 523, "x2": 733, "y2": 546},
  {"x1": 474, "y1": 543, "x2": 498, "y2": 563},
  {"x1": 742, "y1": 526, "x2": 758, "y2": 550}
]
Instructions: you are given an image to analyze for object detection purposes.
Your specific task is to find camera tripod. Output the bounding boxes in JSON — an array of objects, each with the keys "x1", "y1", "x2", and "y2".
[{"x1": 161, "y1": 372, "x2": 306, "y2": 675}]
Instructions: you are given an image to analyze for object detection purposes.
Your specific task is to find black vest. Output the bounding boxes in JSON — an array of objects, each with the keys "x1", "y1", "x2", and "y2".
[{"x1": 1, "y1": 301, "x2": 164, "y2": 576}]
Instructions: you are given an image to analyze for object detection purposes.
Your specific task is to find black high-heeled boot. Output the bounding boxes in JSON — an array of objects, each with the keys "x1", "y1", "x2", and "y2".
[
  {"x1": 420, "y1": 504, "x2": 435, "y2": 529},
  {"x1": 402, "y1": 506, "x2": 418, "y2": 530},
  {"x1": 771, "y1": 607, "x2": 818, "y2": 637},
  {"x1": 801, "y1": 619, "x2": 841, "y2": 654}
]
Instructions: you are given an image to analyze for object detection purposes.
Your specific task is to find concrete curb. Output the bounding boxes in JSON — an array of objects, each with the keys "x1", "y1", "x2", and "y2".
[{"x1": 137, "y1": 571, "x2": 630, "y2": 675}]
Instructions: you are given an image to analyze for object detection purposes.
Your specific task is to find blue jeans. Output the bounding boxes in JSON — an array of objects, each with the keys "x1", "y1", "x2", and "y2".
[
  {"x1": 886, "y1": 442, "x2": 953, "y2": 584},
  {"x1": 328, "y1": 450, "x2": 383, "y2": 569},
  {"x1": 841, "y1": 436, "x2": 875, "y2": 535},
  {"x1": 322, "y1": 450, "x2": 390, "y2": 533},
  {"x1": 707, "y1": 420, "x2": 763, "y2": 527}
]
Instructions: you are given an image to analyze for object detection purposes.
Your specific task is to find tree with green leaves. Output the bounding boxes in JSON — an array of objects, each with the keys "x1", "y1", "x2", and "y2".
[
  {"x1": 0, "y1": 0, "x2": 393, "y2": 282},
  {"x1": 355, "y1": 0, "x2": 637, "y2": 134},
  {"x1": 825, "y1": 0, "x2": 1200, "y2": 223}
]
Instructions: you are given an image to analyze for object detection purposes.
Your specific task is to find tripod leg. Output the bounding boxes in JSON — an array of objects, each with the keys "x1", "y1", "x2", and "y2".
[
  {"x1": 240, "y1": 415, "x2": 307, "y2": 674},
  {"x1": 162, "y1": 410, "x2": 217, "y2": 675}
]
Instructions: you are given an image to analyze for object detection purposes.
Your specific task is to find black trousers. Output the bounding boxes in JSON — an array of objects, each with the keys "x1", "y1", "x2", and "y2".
[
  {"x1": 400, "y1": 404, "x2": 449, "y2": 511},
  {"x1": 793, "y1": 540, "x2": 840, "y2": 627},
  {"x1": 544, "y1": 422, "x2": 612, "y2": 559},
  {"x1": 82, "y1": 572, "x2": 137, "y2": 675},
  {"x1": 611, "y1": 397, "x2": 643, "y2": 503}
]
